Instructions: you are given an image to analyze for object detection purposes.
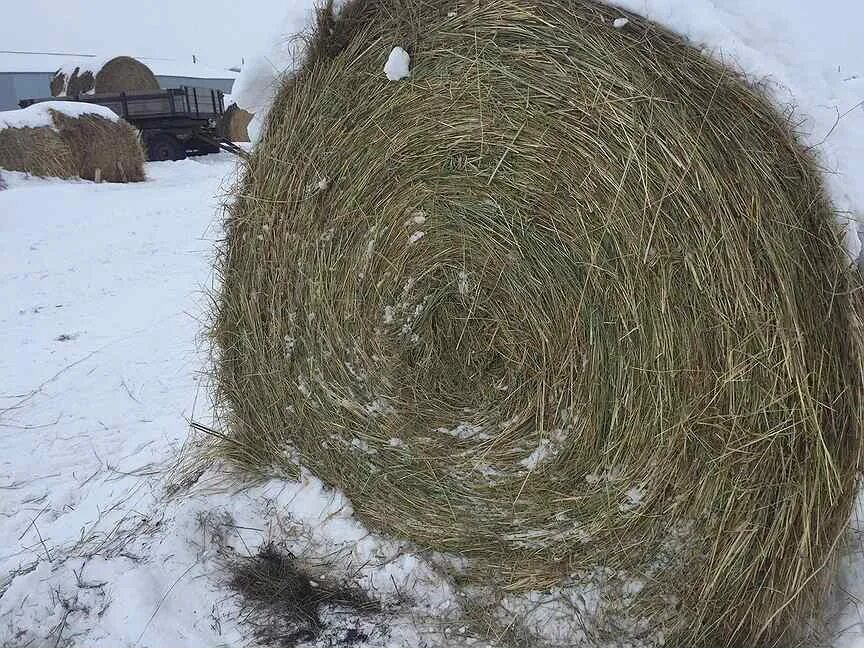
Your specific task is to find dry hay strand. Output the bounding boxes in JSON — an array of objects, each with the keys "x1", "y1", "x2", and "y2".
[
  {"x1": 93, "y1": 56, "x2": 160, "y2": 94},
  {"x1": 209, "y1": 1, "x2": 864, "y2": 646},
  {"x1": 50, "y1": 110, "x2": 146, "y2": 183},
  {"x1": 0, "y1": 126, "x2": 76, "y2": 178},
  {"x1": 228, "y1": 543, "x2": 381, "y2": 647},
  {"x1": 222, "y1": 104, "x2": 254, "y2": 143}
]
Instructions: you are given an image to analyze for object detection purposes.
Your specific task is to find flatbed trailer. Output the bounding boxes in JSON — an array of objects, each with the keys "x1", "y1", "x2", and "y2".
[{"x1": 20, "y1": 86, "x2": 245, "y2": 161}]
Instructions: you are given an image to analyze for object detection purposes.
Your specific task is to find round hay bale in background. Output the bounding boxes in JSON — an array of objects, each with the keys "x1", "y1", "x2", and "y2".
[
  {"x1": 211, "y1": 1, "x2": 864, "y2": 645},
  {"x1": 50, "y1": 110, "x2": 146, "y2": 183},
  {"x1": 93, "y1": 56, "x2": 160, "y2": 94},
  {"x1": 221, "y1": 104, "x2": 253, "y2": 143},
  {"x1": 64, "y1": 67, "x2": 96, "y2": 96},
  {"x1": 51, "y1": 57, "x2": 160, "y2": 96},
  {"x1": 0, "y1": 126, "x2": 76, "y2": 178}
]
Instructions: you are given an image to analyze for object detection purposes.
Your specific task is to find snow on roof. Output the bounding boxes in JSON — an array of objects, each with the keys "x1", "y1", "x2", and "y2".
[
  {"x1": 0, "y1": 51, "x2": 238, "y2": 79},
  {"x1": 0, "y1": 101, "x2": 119, "y2": 130}
]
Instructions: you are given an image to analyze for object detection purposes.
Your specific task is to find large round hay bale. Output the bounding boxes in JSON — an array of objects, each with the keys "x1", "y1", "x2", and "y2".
[
  {"x1": 93, "y1": 56, "x2": 160, "y2": 94},
  {"x1": 50, "y1": 110, "x2": 146, "y2": 182},
  {"x1": 221, "y1": 104, "x2": 254, "y2": 143},
  {"x1": 0, "y1": 126, "x2": 76, "y2": 178},
  {"x1": 211, "y1": 1, "x2": 864, "y2": 645}
]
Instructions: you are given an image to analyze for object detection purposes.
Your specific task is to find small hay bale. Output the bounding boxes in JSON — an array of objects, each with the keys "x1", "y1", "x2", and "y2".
[
  {"x1": 50, "y1": 70, "x2": 68, "y2": 97},
  {"x1": 50, "y1": 110, "x2": 146, "y2": 183},
  {"x1": 221, "y1": 104, "x2": 254, "y2": 143},
  {"x1": 93, "y1": 56, "x2": 160, "y2": 94},
  {"x1": 0, "y1": 126, "x2": 76, "y2": 178},
  {"x1": 210, "y1": 1, "x2": 864, "y2": 646},
  {"x1": 51, "y1": 64, "x2": 96, "y2": 97}
]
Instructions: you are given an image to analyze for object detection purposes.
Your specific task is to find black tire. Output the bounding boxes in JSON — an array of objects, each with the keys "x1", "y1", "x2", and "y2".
[{"x1": 146, "y1": 134, "x2": 186, "y2": 161}]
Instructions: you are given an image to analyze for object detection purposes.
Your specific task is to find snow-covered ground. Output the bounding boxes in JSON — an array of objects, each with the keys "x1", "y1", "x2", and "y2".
[
  {"x1": 0, "y1": 157, "x2": 482, "y2": 648},
  {"x1": 2, "y1": 1, "x2": 864, "y2": 647}
]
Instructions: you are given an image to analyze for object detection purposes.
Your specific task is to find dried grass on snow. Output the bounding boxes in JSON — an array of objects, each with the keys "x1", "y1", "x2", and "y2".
[{"x1": 51, "y1": 56, "x2": 160, "y2": 97}]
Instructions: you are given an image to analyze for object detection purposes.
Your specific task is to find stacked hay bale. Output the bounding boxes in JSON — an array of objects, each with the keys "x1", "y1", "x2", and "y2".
[
  {"x1": 51, "y1": 56, "x2": 160, "y2": 97},
  {"x1": 210, "y1": 1, "x2": 864, "y2": 646},
  {"x1": 221, "y1": 104, "x2": 254, "y2": 143},
  {"x1": 51, "y1": 111, "x2": 146, "y2": 182},
  {"x1": 0, "y1": 102, "x2": 145, "y2": 182},
  {"x1": 0, "y1": 126, "x2": 75, "y2": 178}
]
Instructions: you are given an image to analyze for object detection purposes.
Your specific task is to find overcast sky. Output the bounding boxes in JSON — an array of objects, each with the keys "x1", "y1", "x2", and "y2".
[{"x1": 1, "y1": 0, "x2": 317, "y2": 70}]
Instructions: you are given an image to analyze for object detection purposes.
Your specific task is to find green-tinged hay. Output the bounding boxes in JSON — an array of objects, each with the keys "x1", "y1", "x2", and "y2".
[
  {"x1": 221, "y1": 104, "x2": 254, "y2": 143},
  {"x1": 0, "y1": 126, "x2": 76, "y2": 178},
  {"x1": 93, "y1": 56, "x2": 160, "y2": 94},
  {"x1": 50, "y1": 110, "x2": 146, "y2": 183},
  {"x1": 209, "y1": 1, "x2": 864, "y2": 646}
]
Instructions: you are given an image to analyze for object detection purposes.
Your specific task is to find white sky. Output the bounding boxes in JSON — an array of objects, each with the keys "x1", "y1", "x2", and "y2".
[{"x1": 0, "y1": 0, "x2": 318, "y2": 70}]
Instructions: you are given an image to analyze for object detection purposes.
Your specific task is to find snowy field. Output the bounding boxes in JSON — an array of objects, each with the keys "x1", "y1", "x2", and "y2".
[{"x1": 2, "y1": 1, "x2": 864, "y2": 647}]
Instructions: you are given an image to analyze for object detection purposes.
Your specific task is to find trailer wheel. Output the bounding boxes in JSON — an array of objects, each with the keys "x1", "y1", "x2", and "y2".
[{"x1": 146, "y1": 134, "x2": 186, "y2": 162}]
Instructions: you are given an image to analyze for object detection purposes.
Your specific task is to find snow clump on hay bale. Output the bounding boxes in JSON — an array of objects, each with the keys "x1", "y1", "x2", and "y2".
[
  {"x1": 208, "y1": 1, "x2": 864, "y2": 646},
  {"x1": 0, "y1": 102, "x2": 145, "y2": 182}
]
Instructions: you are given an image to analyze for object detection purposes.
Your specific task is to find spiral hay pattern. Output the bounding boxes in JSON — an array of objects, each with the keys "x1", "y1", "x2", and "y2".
[{"x1": 211, "y1": 1, "x2": 864, "y2": 645}]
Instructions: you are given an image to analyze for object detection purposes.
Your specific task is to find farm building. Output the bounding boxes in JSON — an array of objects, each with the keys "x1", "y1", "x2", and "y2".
[{"x1": 0, "y1": 51, "x2": 237, "y2": 110}]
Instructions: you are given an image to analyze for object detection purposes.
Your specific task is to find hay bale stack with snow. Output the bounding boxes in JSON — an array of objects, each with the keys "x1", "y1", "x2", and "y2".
[
  {"x1": 0, "y1": 102, "x2": 145, "y2": 182},
  {"x1": 51, "y1": 56, "x2": 160, "y2": 96},
  {"x1": 210, "y1": 1, "x2": 864, "y2": 645}
]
